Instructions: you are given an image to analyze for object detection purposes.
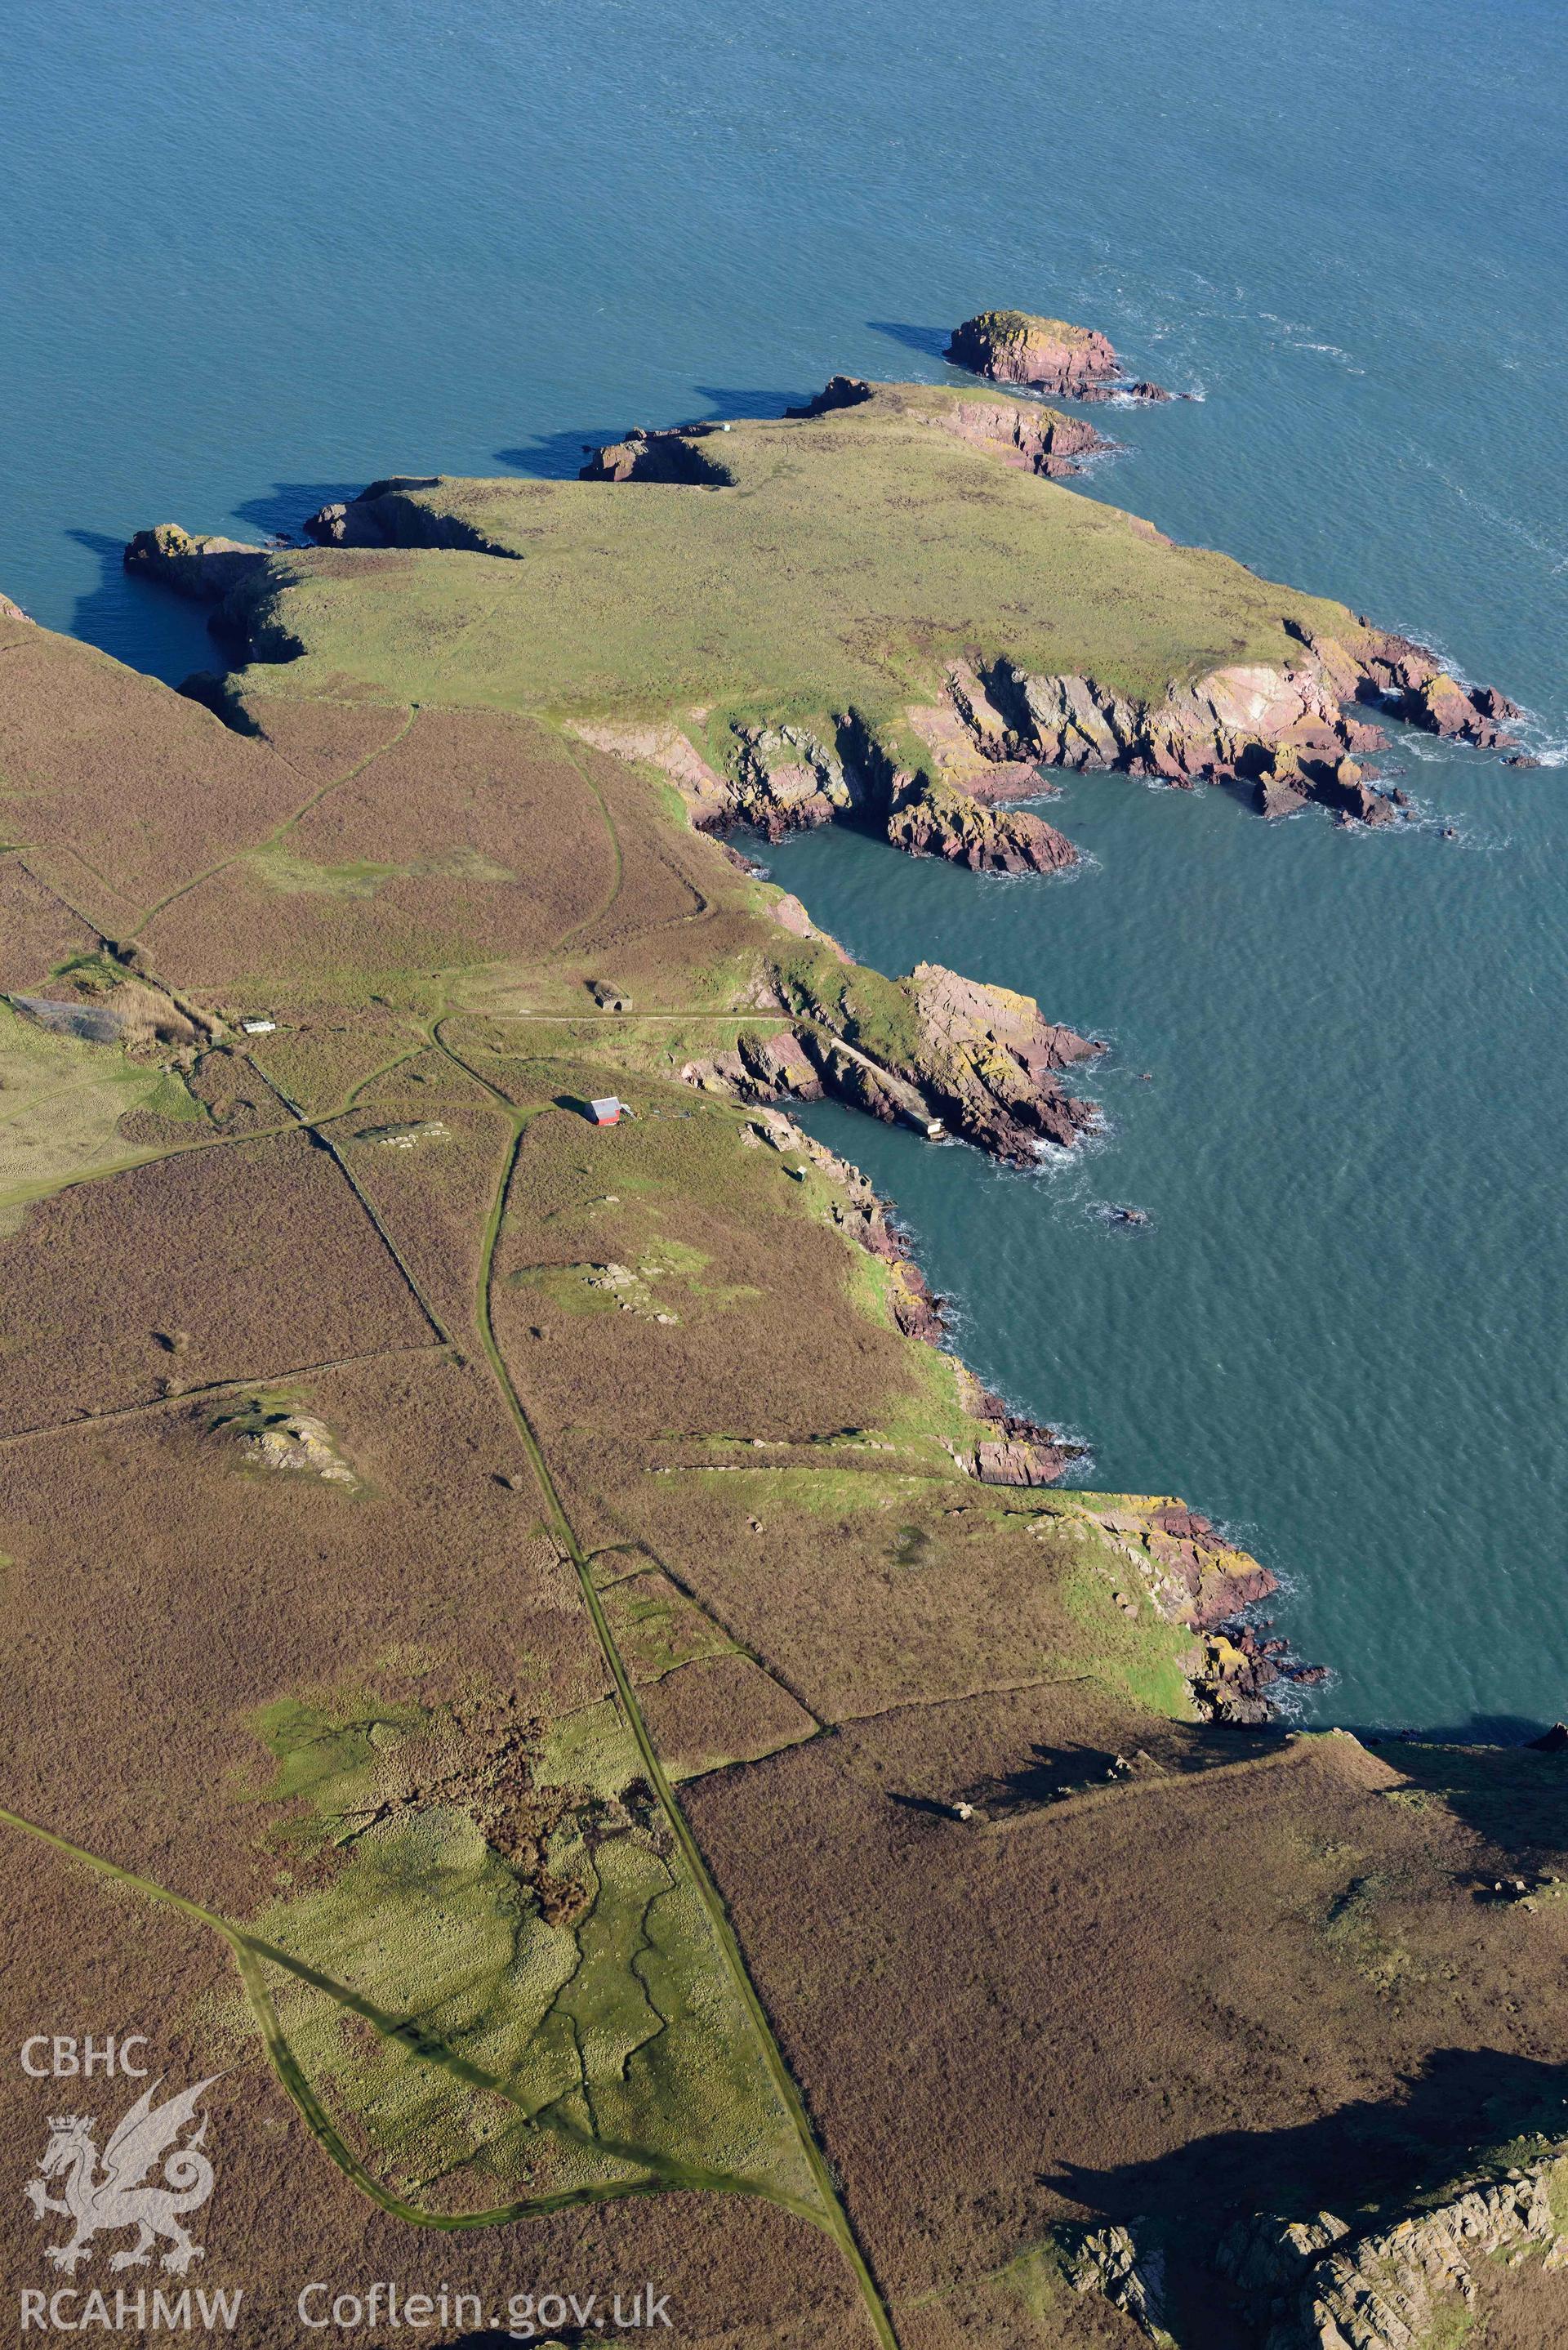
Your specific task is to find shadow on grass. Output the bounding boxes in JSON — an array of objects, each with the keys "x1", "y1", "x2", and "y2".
[
  {"x1": 555, "y1": 1092, "x2": 624, "y2": 1126},
  {"x1": 1360, "y1": 1731, "x2": 1568, "y2": 1867},
  {"x1": 970, "y1": 1720, "x2": 1288, "y2": 1817},
  {"x1": 439, "y1": 2334, "x2": 586, "y2": 2348},
  {"x1": 495, "y1": 387, "x2": 813, "y2": 484}
]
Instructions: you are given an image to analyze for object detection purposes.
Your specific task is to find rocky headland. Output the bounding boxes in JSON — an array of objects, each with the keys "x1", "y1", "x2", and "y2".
[
  {"x1": 127, "y1": 374, "x2": 1522, "y2": 864},
  {"x1": 785, "y1": 372, "x2": 1116, "y2": 474},
  {"x1": 118, "y1": 360, "x2": 1526, "y2": 1736},
  {"x1": 677, "y1": 961, "x2": 1102, "y2": 1166},
  {"x1": 908, "y1": 626, "x2": 1520, "y2": 828}
]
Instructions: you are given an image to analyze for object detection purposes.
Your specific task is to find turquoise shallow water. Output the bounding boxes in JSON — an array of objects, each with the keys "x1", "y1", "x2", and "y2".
[{"x1": 2, "y1": 0, "x2": 1564, "y2": 1729}]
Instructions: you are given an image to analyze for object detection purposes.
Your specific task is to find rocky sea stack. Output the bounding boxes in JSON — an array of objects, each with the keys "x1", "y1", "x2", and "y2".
[{"x1": 947, "y1": 307, "x2": 1174, "y2": 402}]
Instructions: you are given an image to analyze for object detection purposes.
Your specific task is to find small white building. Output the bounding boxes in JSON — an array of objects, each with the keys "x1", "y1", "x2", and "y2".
[{"x1": 589, "y1": 1097, "x2": 622, "y2": 1126}]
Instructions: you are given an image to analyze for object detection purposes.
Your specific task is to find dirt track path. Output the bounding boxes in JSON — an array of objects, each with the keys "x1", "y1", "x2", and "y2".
[{"x1": 426, "y1": 1014, "x2": 902, "y2": 2350}]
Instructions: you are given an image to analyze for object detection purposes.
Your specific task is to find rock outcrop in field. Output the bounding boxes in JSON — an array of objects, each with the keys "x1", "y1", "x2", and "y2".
[{"x1": 1215, "y1": 2151, "x2": 1568, "y2": 2347}]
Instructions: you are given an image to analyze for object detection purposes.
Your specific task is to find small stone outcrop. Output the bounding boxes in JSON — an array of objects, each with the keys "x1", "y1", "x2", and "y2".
[
  {"x1": 302, "y1": 481, "x2": 508, "y2": 554},
  {"x1": 784, "y1": 376, "x2": 875, "y2": 418},
  {"x1": 1066, "y1": 2223, "x2": 1174, "y2": 2343},
  {"x1": 1215, "y1": 2210, "x2": 1350, "y2": 2300},
  {"x1": 233, "y1": 1411, "x2": 359, "y2": 1490},
  {"x1": 885, "y1": 778, "x2": 1076, "y2": 874},
  {"x1": 947, "y1": 310, "x2": 1172, "y2": 403},
  {"x1": 577, "y1": 423, "x2": 731, "y2": 485}
]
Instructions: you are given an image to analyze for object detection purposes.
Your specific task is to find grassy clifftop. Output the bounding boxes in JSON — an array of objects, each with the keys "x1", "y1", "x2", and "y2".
[{"x1": 229, "y1": 384, "x2": 1354, "y2": 730}]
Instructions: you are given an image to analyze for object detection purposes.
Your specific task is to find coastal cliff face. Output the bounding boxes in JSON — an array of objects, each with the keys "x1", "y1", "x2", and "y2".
[
  {"x1": 677, "y1": 961, "x2": 1102, "y2": 1166},
  {"x1": 574, "y1": 707, "x2": 1079, "y2": 874},
  {"x1": 637, "y1": 619, "x2": 1521, "y2": 853},
  {"x1": 572, "y1": 380, "x2": 1113, "y2": 484},
  {"x1": 933, "y1": 391, "x2": 1111, "y2": 475},
  {"x1": 968, "y1": 627, "x2": 1521, "y2": 820},
  {"x1": 725, "y1": 714, "x2": 1080, "y2": 872}
]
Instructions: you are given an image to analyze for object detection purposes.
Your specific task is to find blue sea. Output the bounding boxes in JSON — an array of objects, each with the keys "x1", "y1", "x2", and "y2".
[{"x1": 2, "y1": 0, "x2": 1564, "y2": 1732}]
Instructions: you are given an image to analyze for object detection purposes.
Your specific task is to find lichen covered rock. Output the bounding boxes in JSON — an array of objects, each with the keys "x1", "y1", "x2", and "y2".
[
  {"x1": 123, "y1": 523, "x2": 268, "y2": 602},
  {"x1": 234, "y1": 1411, "x2": 359, "y2": 1489},
  {"x1": 1067, "y1": 2223, "x2": 1174, "y2": 2343},
  {"x1": 1250, "y1": 2152, "x2": 1568, "y2": 2348}
]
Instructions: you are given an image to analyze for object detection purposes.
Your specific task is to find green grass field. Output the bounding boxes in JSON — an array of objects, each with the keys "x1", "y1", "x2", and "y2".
[{"x1": 232, "y1": 386, "x2": 1355, "y2": 747}]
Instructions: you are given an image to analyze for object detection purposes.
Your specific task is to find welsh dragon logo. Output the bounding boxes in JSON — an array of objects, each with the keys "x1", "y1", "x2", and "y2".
[{"x1": 24, "y1": 2077, "x2": 218, "y2": 2276}]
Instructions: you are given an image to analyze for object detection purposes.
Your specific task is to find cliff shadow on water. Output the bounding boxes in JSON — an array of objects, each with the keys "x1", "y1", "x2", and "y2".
[
  {"x1": 493, "y1": 386, "x2": 819, "y2": 481},
  {"x1": 230, "y1": 479, "x2": 372, "y2": 542},
  {"x1": 866, "y1": 319, "x2": 957, "y2": 362},
  {"x1": 65, "y1": 527, "x2": 219, "y2": 684}
]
